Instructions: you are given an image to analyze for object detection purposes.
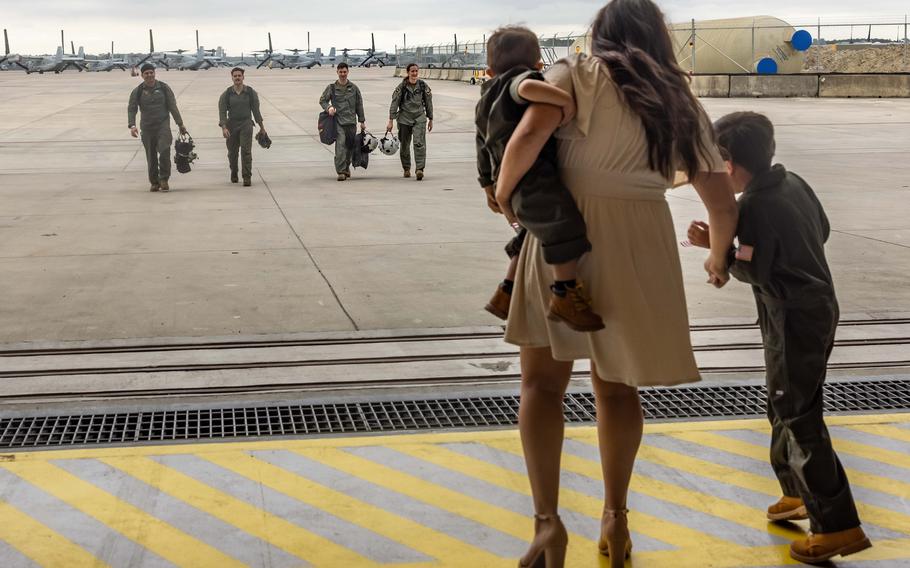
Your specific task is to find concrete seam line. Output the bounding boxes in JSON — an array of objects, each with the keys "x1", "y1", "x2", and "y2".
[{"x1": 256, "y1": 167, "x2": 360, "y2": 331}]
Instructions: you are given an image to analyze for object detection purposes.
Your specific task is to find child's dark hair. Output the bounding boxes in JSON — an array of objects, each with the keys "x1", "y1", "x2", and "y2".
[
  {"x1": 713, "y1": 112, "x2": 776, "y2": 175},
  {"x1": 486, "y1": 26, "x2": 541, "y2": 74},
  {"x1": 336, "y1": 62, "x2": 349, "y2": 70}
]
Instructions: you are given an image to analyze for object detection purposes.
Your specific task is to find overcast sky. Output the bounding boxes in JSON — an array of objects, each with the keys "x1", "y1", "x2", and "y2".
[{"x1": 5, "y1": 1, "x2": 910, "y2": 55}]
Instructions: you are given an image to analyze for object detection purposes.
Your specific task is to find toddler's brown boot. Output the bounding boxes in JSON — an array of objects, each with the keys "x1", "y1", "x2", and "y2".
[
  {"x1": 484, "y1": 283, "x2": 512, "y2": 320},
  {"x1": 547, "y1": 282, "x2": 605, "y2": 332}
]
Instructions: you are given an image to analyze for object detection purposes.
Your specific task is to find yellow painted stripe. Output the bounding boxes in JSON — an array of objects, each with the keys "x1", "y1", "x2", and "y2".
[
  {"x1": 298, "y1": 447, "x2": 597, "y2": 568},
  {"x1": 848, "y1": 423, "x2": 910, "y2": 445},
  {"x1": 2, "y1": 461, "x2": 245, "y2": 568},
  {"x1": 666, "y1": 431, "x2": 910, "y2": 536},
  {"x1": 484, "y1": 438, "x2": 804, "y2": 540},
  {"x1": 395, "y1": 442, "x2": 727, "y2": 550},
  {"x1": 0, "y1": 501, "x2": 106, "y2": 568},
  {"x1": 627, "y1": 544, "x2": 797, "y2": 568},
  {"x1": 671, "y1": 430, "x2": 910, "y2": 500},
  {"x1": 101, "y1": 456, "x2": 376, "y2": 567},
  {"x1": 830, "y1": 436, "x2": 910, "y2": 470},
  {"x1": 202, "y1": 451, "x2": 506, "y2": 567},
  {"x1": 633, "y1": 539, "x2": 910, "y2": 568},
  {"x1": 2, "y1": 414, "x2": 907, "y2": 462}
]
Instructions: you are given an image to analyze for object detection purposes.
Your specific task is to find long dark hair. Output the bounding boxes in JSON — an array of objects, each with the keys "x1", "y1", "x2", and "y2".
[{"x1": 591, "y1": 0, "x2": 711, "y2": 181}]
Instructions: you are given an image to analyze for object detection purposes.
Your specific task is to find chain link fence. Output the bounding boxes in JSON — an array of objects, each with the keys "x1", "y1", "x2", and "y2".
[{"x1": 396, "y1": 17, "x2": 910, "y2": 74}]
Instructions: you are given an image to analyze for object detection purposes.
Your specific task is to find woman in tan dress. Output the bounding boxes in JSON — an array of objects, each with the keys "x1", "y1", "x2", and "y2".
[{"x1": 493, "y1": 1, "x2": 739, "y2": 566}]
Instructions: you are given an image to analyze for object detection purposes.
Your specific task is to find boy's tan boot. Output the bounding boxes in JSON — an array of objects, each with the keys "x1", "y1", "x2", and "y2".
[
  {"x1": 484, "y1": 284, "x2": 511, "y2": 320},
  {"x1": 403, "y1": 168, "x2": 411, "y2": 178},
  {"x1": 767, "y1": 496, "x2": 809, "y2": 521},
  {"x1": 790, "y1": 527, "x2": 871, "y2": 564},
  {"x1": 547, "y1": 282, "x2": 605, "y2": 332}
]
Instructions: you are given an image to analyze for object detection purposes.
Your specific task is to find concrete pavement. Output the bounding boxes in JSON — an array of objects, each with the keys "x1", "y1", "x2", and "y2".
[{"x1": 1, "y1": 68, "x2": 908, "y2": 344}]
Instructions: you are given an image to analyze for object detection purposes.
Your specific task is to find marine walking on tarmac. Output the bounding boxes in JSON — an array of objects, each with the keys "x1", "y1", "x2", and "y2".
[
  {"x1": 218, "y1": 67, "x2": 266, "y2": 187},
  {"x1": 319, "y1": 62, "x2": 366, "y2": 181},
  {"x1": 387, "y1": 63, "x2": 433, "y2": 180},
  {"x1": 127, "y1": 63, "x2": 188, "y2": 192}
]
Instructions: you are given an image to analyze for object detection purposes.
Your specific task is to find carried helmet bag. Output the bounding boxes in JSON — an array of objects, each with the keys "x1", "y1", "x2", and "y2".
[
  {"x1": 174, "y1": 132, "x2": 198, "y2": 174},
  {"x1": 361, "y1": 132, "x2": 379, "y2": 153},
  {"x1": 378, "y1": 132, "x2": 400, "y2": 156},
  {"x1": 352, "y1": 130, "x2": 370, "y2": 170},
  {"x1": 317, "y1": 84, "x2": 338, "y2": 145},
  {"x1": 255, "y1": 130, "x2": 272, "y2": 149}
]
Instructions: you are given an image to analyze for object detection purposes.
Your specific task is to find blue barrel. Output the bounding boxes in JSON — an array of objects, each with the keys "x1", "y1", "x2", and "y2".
[
  {"x1": 791, "y1": 30, "x2": 813, "y2": 51},
  {"x1": 756, "y1": 57, "x2": 778, "y2": 75}
]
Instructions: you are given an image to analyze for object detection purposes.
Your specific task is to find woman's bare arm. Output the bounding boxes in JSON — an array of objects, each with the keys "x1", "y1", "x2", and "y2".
[
  {"x1": 691, "y1": 171, "x2": 739, "y2": 287},
  {"x1": 495, "y1": 103, "x2": 563, "y2": 221}
]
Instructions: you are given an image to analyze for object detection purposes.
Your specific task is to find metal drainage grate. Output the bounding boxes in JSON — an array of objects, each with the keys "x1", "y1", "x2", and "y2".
[{"x1": 1, "y1": 379, "x2": 908, "y2": 449}]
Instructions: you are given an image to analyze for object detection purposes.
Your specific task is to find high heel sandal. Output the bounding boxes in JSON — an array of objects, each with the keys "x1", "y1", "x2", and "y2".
[
  {"x1": 518, "y1": 513, "x2": 568, "y2": 568},
  {"x1": 599, "y1": 508, "x2": 632, "y2": 567}
]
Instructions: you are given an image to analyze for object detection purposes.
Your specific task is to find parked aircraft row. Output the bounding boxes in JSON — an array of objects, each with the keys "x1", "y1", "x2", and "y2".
[{"x1": 1, "y1": 29, "x2": 395, "y2": 74}]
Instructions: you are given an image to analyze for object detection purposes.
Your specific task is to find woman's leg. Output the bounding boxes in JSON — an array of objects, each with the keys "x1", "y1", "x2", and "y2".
[
  {"x1": 592, "y1": 367, "x2": 642, "y2": 563},
  {"x1": 518, "y1": 346, "x2": 573, "y2": 566},
  {"x1": 519, "y1": 346, "x2": 573, "y2": 513},
  {"x1": 592, "y1": 367, "x2": 642, "y2": 508}
]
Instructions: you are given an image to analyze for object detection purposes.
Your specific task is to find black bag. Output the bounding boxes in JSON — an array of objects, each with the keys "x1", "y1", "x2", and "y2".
[
  {"x1": 318, "y1": 111, "x2": 336, "y2": 145},
  {"x1": 351, "y1": 130, "x2": 369, "y2": 170},
  {"x1": 174, "y1": 133, "x2": 197, "y2": 174},
  {"x1": 318, "y1": 84, "x2": 337, "y2": 145}
]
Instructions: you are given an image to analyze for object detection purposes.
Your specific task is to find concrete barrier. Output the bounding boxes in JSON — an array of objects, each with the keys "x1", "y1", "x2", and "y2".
[
  {"x1": 819, "y1": 74, "x2": 910, "y2": 98},
  {"x1": 730, "y1": 75, "x2": 819, "y2": 98},
  {"x1": 690, "y1": 75, "x2": 730, "y2": 97},
  {"x1": 429, "y1": 69, "x2": 442, "y2": 80},
  {"x1": 419, "y1": 69, "x2": 429, "y2": 79},
  {"x1": 447, "y1": 69, "x2": 464, "y2": 81}
]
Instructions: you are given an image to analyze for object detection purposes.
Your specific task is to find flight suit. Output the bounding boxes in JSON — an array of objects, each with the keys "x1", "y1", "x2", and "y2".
[
  {"x1": 218, "y1": 85, "x2": 263, "y2": 181},
  {"x1": 475, "y1": 67, "x2": 590, "y2": 265},
  {"x1": 128, "y1": 81, "x2": 184, "y2": 185},
  {"x1": 730, "y1": 164, "x2": 860, "y2": 534},
  {"x1": 389, "y1": 79, "x2": 433, "y2": 172},
  {"x1": 319, "y1": 81, "x2": 365, "y2": 175}
]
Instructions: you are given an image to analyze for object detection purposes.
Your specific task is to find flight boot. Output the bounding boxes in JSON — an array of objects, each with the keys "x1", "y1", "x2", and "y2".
[
  {"x1": 416, "y1": 170, "x2": 424, "y2": 181},
  {"x1": 159, "y1": 180, "x2": 169, "y2": 192},
  {"x1": 403, "y1": 168, "x2": 411, "y2": 178},
  {"x1": 149, "y1": 183, "x2": 160, "y2": 192},
  {"x1": 231, "y1": 173, "x2": 238, "y2": 183},
  {"x1": 243, "y1": 178, "x2": 252, "y2": 187},
  {"x1": 337, "y1": 174, "x2": 346, "y2": 182},
  {"x1": 790, "y1": 527, "x2": 871, "y2": 564},
  {"x1": 767, "y1": 496, "x2": 808, "y2": 521},
  {"x1": 547, "y1": 282, "x2": 605, "y2": 332}
]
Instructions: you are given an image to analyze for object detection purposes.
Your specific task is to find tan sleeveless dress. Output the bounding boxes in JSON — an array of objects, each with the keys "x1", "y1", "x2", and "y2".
[{"x1": 503, "y1": 54, "x2": 726, "y2": 387}]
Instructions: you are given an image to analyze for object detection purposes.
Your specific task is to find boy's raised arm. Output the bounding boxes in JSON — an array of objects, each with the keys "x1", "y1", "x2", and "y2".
[
  {"x1": 515, "y1": 80, "x2": 575, "y2": 125},
  {"x1": 517, "y1": 80, "x2": 571, "y2": 108}
]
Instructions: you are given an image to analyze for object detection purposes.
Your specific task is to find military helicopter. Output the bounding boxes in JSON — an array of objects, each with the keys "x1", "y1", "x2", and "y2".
[
  {"x1": 0, "y1": 29, "x2": 28, "y2": 71},
  {"x1": 90, "y1": 41, "x2": 131, "y2": 72},
  {"x1": 25, "y1": 30, "x2": 87, "y2": 74},
  {"x1": 340, "y1": 34, "x2": 391, "y2": 67}
]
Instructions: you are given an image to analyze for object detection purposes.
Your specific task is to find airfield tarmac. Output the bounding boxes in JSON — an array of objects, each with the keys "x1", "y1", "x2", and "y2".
[{"x1": 1, "y1": 67, "x2": 909, "y2": 345}]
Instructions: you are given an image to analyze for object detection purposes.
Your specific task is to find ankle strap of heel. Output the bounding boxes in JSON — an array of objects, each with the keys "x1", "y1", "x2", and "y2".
[
  {"x1": 533, "y1": 513, "x2": 561, "y2": 521},
  {"x1": 602, "y1": 508, "x2": 629, "y2": 518}
]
